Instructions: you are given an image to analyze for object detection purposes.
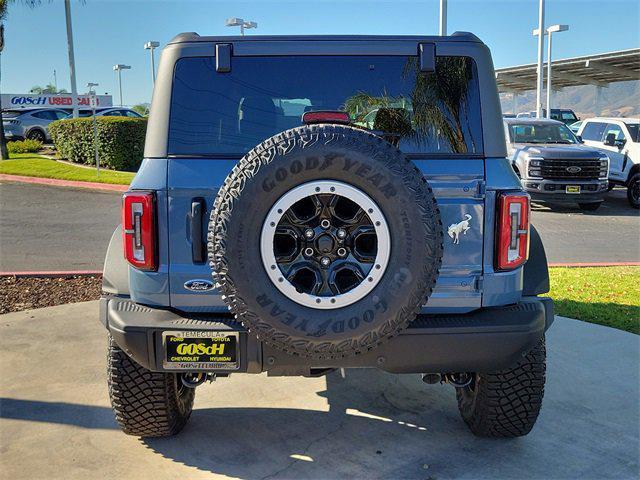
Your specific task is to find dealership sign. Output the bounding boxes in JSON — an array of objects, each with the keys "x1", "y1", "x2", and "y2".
[{"x1": 1, "y1": 93, "x2": 113, "y2": 109}]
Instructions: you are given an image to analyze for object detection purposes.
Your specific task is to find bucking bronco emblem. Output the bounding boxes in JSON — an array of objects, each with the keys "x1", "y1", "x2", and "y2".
[{"x1": 447, "y1": 214, "x2": 472, "y2": 245}]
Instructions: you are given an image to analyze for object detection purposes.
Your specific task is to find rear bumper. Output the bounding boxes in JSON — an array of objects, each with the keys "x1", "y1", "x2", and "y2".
[{"x1": 100, "y1": 296, "x2": 553, "y2": 375}]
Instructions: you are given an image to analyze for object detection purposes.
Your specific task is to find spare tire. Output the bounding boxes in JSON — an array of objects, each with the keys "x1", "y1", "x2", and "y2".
[{"x1": 209, "y1": 124, "x2": 443, "y2": 359}]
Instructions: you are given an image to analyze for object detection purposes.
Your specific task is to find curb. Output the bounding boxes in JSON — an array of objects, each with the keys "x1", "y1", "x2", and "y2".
[
  {"x1": 549, "y1": 262, "x2": 640, "y2": 267},
  {"x1": 0, "y1": 270, "x2": 102, "y2": 278},
  {"x1": 0, "y1": 174, "x2": 128, "y2": 192}
]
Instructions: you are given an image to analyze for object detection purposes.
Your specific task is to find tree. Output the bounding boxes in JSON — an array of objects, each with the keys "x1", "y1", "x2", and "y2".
[
  {"x1": 30, "y1": 83, "x2": 68, "y2": 94},
  {"x1": 0, "y1": 1, "x2": 81, "y2": 158},
  {"x1": 132, "y1": 103, "x2": 150, "y2": 116}
]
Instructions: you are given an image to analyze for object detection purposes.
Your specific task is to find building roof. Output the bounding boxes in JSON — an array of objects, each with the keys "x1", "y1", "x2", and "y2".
[{"x1": 496, "y1": 48, "x2": 640, "y2": 93}]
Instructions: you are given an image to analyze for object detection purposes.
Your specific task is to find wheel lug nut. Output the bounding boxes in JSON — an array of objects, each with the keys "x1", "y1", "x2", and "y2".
[
  {"x1": 320, "y1": 219, "x2": 331, "y2": 229},
  {"x1": 337, "y1": 247, "x2": 347, "y2": 257},
  {"x1": 304, "y1": 229, "x2": 314, "y2": 239},
  {"x1": 304, "y1": 247, "x2": 314, "y2": 257},
  {"x1": 320, "y1": 257, "x2": 331, "y2": 267},
  {"x1": 337, "y1": 229, "x2": 347, "y2": 239}
]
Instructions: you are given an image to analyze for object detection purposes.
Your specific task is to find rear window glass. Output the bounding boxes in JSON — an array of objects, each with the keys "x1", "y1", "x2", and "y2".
[{"x1": 168, "y1": 55, "x2": 483, "y2": 156}]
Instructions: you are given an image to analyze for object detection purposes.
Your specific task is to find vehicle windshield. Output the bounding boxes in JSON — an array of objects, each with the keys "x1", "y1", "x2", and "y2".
[
  {"x1": 508, "y1": 123, "x2": 578, "y2": 144},
  {"x1": 169, "y1": 55, "x2": 483, "y2": 156},
  {"x1": 624, "y1": 123, "x2": 639, "y2": 142}
]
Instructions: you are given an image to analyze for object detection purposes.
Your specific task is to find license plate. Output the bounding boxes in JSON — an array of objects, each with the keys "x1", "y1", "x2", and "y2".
[
  {"x1": 162, "y1": 331, "x2": 239, "y2": 370},
  {"x1": 566, "y1": 185, "x2": 581, "y2": 194}
]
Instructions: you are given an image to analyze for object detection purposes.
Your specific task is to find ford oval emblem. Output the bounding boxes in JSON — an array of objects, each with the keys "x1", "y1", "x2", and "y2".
[
  {"x1": 184, "y1": 279, "x2": 215, "y2": 292},
  {"x1": 566, "y1": 166, "x2": 582, "y2": 173}
]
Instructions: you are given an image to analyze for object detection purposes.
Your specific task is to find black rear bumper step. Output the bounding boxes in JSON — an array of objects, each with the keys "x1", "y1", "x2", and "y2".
[{"x1": 101, "y1": 296, "x2": 553, "y2": 375}]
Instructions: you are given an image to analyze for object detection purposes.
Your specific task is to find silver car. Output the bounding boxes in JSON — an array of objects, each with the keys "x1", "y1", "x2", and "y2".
[
  {"x1": 2, "y1": 108, "x2": 69, "y2": 143},
  {"x1": 64, "y1": 108, "x2": 143, "y2": 118}
]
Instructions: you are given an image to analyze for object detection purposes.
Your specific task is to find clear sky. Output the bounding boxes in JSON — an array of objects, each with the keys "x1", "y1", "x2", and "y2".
[{"x1": 2, "y1": 0, "x2": 639, "y2": 106}]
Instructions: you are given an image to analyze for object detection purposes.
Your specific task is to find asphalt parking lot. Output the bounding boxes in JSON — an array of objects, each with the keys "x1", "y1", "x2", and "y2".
[
  {"x1": 0, "y1": 301, "x2": 638, "y2": 479},
  {"x1": 0, "y1": 181, "x2": 637, "y2": 271},
  {"x1": 531, "y1": 188, "x2": 640, "y2": 264},
  {"x1": 0, "y1": 182, "x2": 120, "y2": 271}
]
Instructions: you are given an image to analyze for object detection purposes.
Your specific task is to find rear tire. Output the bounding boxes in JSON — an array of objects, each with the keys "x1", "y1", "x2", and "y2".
[
  {"x1": 107, "y1": 335, "x2": 195, "y2": 437},
  {"x1": 26, "y1": 129, "x2": 46, "y2": 143},
  {"x1": 455, "y1": 337, "x2": 546, "y2": 438},
  {"x1": 627, "y1": 173, "x2": 640, "y2": 209},
  {"x1": 578, "y1": 202, "x2": 601, "y2": 211}
]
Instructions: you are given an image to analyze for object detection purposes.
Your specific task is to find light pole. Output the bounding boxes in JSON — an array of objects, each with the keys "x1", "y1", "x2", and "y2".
[
  {"x1": 439, "y1": 0, "x2": 448, "y2": 36},
  {"x1": 144, "y1": 41, "x2": 160, "y2": 87},
  {"x1": 225, "y1": 17, "x2": 258, "y2": 36},
  {"x1": 64, "y1": 0, "x2": 79, "y2": 117},
  {"x1": 87, "y1": 82, "x2": 99, "y2": 175},
  {"x1": 113, "y1": 64, "x2": 131, "y2": 107},
  {"x1": 534, "y1": 0, "x2": 545, "y2": 118},
  {"x1": 533, "y1": 24, "x2": 569, "y2": 118}
]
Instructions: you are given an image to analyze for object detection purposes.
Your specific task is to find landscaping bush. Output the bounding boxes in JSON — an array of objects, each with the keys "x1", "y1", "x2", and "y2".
[
  {"x1": 49, "y1": 117, "x2": 147, "y2": 171},
  {"x1": 7, "y1": 139, "x2": 43, "y2": 154}
]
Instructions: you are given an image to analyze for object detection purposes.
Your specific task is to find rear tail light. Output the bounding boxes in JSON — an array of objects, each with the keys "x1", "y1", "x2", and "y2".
[
  {"x1": 122, "y1": 191, "x2": 157, "y2": 271},
  {"x1": 496, "y1": 193, "x2": 530, "y2": 271},
  {"x1": 302, "y1": 111, "x2": 350, "y2": 125}
]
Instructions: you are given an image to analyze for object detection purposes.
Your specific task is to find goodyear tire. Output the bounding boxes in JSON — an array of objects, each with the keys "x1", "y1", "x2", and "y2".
[
  {"x1": 455, "y1": 337, "x2": 546, "y2": 438},
  {"x1": 209, "y1": 124, "x2": 443, "y2": 359},
  {"x1": 107, "y1": 335, "x2": 195, "y2": 437}
]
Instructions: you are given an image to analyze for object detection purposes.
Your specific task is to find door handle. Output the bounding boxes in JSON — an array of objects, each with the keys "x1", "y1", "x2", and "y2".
[{"x1": 191, "y1": 198, "x2": 206, "y2": 263}]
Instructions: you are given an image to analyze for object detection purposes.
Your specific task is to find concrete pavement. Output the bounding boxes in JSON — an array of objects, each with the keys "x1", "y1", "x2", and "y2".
[{"x1": 1, "y1": 301, "x2": 638, "y2": 479}]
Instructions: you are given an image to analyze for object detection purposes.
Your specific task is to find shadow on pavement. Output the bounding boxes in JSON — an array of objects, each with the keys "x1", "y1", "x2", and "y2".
[
  {"x1": 0, "y1": 397, "x2": 118, "y2": 430},
  {"x1": 142, "y1": 370, "x2": 504, "y2": 479}
]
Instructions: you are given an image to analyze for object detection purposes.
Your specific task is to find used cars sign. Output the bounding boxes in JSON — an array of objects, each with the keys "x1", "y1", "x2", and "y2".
[{"x1": 1, "y1": 93, "x2": 113, "y2": 109}]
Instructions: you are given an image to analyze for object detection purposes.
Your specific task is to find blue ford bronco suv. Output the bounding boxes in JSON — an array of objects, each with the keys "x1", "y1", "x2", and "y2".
[{"x1": 100, "y1": 32, "x2": 553, "y2": 439}]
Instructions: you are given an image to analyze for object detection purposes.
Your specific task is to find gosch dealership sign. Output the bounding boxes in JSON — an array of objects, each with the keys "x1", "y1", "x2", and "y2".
[{"x1": 1, "y1": 94, "x2": 113, "y2": 109}]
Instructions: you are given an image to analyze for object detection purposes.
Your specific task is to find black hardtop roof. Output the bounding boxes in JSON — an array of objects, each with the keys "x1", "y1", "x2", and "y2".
[{"x1": 168, "y1": 31, "x2": 483, "y2": 45}]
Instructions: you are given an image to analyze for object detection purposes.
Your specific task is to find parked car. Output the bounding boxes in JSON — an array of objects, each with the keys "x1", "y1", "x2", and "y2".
[
  {"x1": 504, "y1": 118, "x2": 609, "y2": 211},
  {"x1": 517, "y1": 109, "x2": 579, "y2": 125},
  {"x1": 100, "y1": 32, "x2": 553, "y2": 440},
  {"x1": 2, "y1": 108, "x2": 69, "y2": 142},
  {"x1": 569, "y1": 120, "x2": 583, "y2": 133},
  {"x1": 63, "y1": 107, "x2": 143, "y2": 118},
  {"x1": 577, "y1": 117, "x2": 640, "y2": 208}
]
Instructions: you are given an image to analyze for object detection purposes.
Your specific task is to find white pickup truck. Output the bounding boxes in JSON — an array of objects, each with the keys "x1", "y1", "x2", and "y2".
[{"x1": 577, "y1": 118, "x2": 640, "y2": 208}]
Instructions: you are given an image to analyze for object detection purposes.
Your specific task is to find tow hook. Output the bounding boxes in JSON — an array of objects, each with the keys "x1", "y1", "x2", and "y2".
[
  {"x1": 443, "y1": 372, "x2": 473, "y2": 388},
  {"x1": 180, "y1": 372, "x2": 208, "y2": 388}
]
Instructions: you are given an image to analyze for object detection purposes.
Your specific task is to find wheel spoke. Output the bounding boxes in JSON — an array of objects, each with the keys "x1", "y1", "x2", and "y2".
[
  {"x1": 286, "y1": 262, "x2": 322, "y2": 295},
  {"x1": 262, "y1": 180, "x2": 391, "y2": 309}
]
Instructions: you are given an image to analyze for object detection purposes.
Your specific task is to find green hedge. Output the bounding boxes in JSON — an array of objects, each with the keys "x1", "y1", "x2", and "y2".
[
  {"x1": 49, "y1": 117, "x2": 147, "y2": 171},
  {"x1": 7, "y1": 139, "x2": 43, "y2": 154}
]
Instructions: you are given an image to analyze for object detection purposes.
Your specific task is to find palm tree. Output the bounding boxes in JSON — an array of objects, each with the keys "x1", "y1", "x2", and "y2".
[
  {"x1": 341, "y1": 57, "x2": 475, "y2": 153},
  {"x1": 30, "y1": 83, "x2": 68, "y2": 94},
  {"x1": 404, "y1": 56, "x2": 475, "y2": 153},
  {"x1": 0, "y1": 1, "x2": 78, "y2": 159}
]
